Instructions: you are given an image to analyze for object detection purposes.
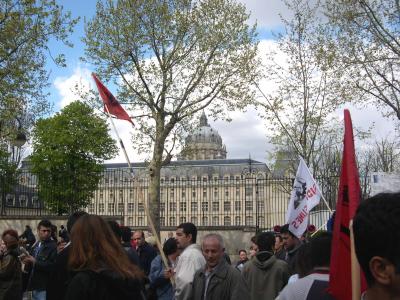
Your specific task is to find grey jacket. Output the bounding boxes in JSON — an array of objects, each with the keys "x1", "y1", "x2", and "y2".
[
  {"x1": 190, "y1": 259, "x2": 250, "y2": 300},
  {"x1": 242, "y1": 251, "x2": 289, "y2": 300}
]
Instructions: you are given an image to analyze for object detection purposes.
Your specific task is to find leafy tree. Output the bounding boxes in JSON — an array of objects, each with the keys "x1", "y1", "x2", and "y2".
[
  {"x1": 83, "y1": 0, "x2": 259, "y2": 232},
  {"x1": 324, "y1": 0, "x2": 400, "y2": 120},
  {"x1": 257, "y1": 0, "x2": 350, "y2": 170},
  {"x1": 0, "y1": 148, "x2": 18, "y2": 215},
  {"x1": 0, "y1": 0, "x2": 78, "y2": 146},
  {"x1": 30, "y1": 101, "x2": 118, "y2": 214}
]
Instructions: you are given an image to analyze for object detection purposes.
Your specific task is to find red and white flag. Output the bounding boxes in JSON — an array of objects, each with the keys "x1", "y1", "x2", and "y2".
[
  {"x1": 286, "y1": 157, "x2": 321, "y2": 238},
  {"x1": 92, "y1": 73, "x2": 134, "y2": 125}
]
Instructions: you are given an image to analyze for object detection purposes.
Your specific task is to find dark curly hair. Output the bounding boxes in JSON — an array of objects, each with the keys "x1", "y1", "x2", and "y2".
[{"x1": 353, "y1": 193, "x2": 400, "y2": 286}]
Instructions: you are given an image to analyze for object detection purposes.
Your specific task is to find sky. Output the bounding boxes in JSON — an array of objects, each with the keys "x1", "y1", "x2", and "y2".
[{"x1": 45, "y1": 0, "x2": 398, "y2": 165}]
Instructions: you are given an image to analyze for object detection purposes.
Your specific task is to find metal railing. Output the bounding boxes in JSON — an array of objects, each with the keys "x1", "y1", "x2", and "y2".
[{"x1": 0, "y1": 169, "x2": 347, "y2": 231}]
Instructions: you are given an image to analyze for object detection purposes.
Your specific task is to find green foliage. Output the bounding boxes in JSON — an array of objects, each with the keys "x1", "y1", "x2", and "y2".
[
  {"x1": 30, "y1": 101, "x2": 118, "y2": 214},
  {"x1": 0, "y1": 148, "x2": 18, "y2": 214},
  {"x1": 0, "y1": 0, "x2": 79, "y2": 138},
  {"x1": 83, "y1": 0, "x2": 259, "y2": 159}
]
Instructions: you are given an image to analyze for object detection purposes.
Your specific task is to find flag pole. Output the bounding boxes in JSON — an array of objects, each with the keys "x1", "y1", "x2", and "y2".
[
  {"x1": 350, "y1": 219, "x2": 361, "y2": 299},
  {"x1": 103, "y1": 105, "x2": 174, "y2": 285},
  {"x1": 300, "y1": 157, "x2": 333, "y2": 214}
]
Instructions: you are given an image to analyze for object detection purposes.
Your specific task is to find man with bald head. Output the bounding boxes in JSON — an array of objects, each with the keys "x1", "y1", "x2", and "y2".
[
  {"x1": 191, "y1": 233, "x2": 250, "y2": 300},
  {"x1": 132, "y1": 230, "x2": 157, "y2": 275}
]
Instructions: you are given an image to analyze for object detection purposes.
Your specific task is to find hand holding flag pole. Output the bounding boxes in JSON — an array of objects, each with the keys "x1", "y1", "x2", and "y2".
[{"x1": 92, "y1": 73, "x2": 174, "y2": 285}]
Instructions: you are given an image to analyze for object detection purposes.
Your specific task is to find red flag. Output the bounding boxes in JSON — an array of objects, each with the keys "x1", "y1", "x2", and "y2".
[
  {"x1": 328, "y1": 109, "x2": 367, "y2": 299},
  {"x1": 92, "y1": 73, "x2": 134, "y2": 125}
]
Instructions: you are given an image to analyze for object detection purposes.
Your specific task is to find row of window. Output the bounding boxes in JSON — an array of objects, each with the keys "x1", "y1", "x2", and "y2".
[
  {"x1": 98, "y1": 187, "x2": 264, "y2": 200},
  {"x1": 4, "y1": 195, "x2": 40, "y2": 208},
  {"x1": 88, "y1": 200, "x2": 265, "y2": 214},
  {"x1": 125, "y1": 215, "x2": 266, "y2": 227}
]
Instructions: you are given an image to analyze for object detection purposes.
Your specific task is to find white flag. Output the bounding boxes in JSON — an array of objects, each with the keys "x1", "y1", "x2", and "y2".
[{"x1": 286, "y1": 157, "x2": 321, "y2": 238}]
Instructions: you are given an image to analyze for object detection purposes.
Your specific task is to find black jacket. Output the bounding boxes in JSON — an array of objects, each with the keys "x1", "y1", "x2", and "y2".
[
  {"x1": 27, "y1": 239, "x2": 57, "y2": 291},
  {"x1": 64, "y1": 269, "x2": 144, "y2": 300},
  {"x1": 136, "y1": 243, "x2": 157, "y2": 275},
  {"x1": 0, "y1": 247, "x2": 23, "y2": 300},
  {"x1": 46, "y1": 244, "x2": 71, "y2": 300},
  {"x1": 122, "y1": 242, "x2": 141, "y2": 267}
]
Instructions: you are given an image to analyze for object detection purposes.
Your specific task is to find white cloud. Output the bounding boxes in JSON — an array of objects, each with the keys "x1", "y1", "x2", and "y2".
[
  {"x1": 238, "y1": 0, "x2": 290, "y2": 29},
  {"x1": 54, "y1": 66, "x2": 92, "y2": 109}
]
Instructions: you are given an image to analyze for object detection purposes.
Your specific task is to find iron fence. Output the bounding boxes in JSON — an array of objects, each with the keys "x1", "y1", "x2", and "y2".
[{"x1": 0, "y1": 169, "x2": 348, "y2": 231}]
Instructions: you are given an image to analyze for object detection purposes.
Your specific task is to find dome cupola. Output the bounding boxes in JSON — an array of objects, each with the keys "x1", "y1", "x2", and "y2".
[{"x1": 180, "y1": 112, "x2": 227, "y2": 160}]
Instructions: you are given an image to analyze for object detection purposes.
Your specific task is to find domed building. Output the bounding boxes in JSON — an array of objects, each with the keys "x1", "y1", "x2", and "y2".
[{"x1": 180, "y1": 112, "x2": 227, "y2": 160}]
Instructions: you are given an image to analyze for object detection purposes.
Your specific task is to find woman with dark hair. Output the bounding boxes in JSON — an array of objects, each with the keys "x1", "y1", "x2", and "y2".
[
  {"x1": 0, "y1": 229, "x2": 23, "y2": 300},
  {"x1": 65, "y1": 215, "x2": 145, "y2": 300}
]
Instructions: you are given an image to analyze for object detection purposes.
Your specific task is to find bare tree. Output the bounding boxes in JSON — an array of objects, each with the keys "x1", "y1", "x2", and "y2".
[{"x1": 324, "y1": 0, "x2": 400, "y2": 120}]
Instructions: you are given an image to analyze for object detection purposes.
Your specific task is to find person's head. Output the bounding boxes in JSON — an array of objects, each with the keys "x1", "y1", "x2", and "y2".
[
  {"x1": 309, "y1": 232, "x2": 332, "y2": 268},
  {"x1": 67, "y1": 211, "x2": 88, "y2": 234},
  {"x1": 37, "y1": 219, "x2": 52, "y2": 241},
  {"x1": 202, "y1": 234, "x2": 225, "y2": 270},
  {"x1": 132, "y1": 231, "x2": 145, "y2": 247},
  {"x1": 25, "y1": 225, "x2": 31, "y2": 231},
  {"x1": 168, "y1": 232, "x2": 174, "y2": 238},
  {"x1": 274, "y1": 234, "x2": 283, "y2": 251},
  {"x1": 51, "y1": 224, "x2": 58, "y2": 240},
  {"x1": 353, "y1": 193, "x2": 400, "y2": 293},
  {"x1": 69, "y1": 214, "x2": 143, "y2": 279},
  {"x1": 239, "y1": 249, "x2": 247, "y2": 261},
  {"x1": 256, "y1": 232, "x2": 275, "y2": 252},
  {"x1": 2, "y1": 229, "x2": 19, "y2": 250},
  {"x1": 176, "y1": 223, "x2": 197, "y2": 250},
  {"x1": 121, "y1": 227, "x2": 132, "y2": 244},
  {"x1": 281, "y1": 224, "x2": 300, "y2": 251},
  {"x1": 108, "y1": 220, "x2": 122, "y2": 241},
  {"x1": 60, "y1": 225, "x2": 64, "y2": 230},
  {"x1": 249, "y1": 235, "x2": 258, "y2": 257},
  {"x1": 163, "y1": 237, "x2": 179, "y2": 260}
]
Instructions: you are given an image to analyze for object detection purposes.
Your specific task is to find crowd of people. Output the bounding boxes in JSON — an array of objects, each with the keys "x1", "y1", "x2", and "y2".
[{"x1": 0, "y1": 192, "x2": 399, "y2": 300}]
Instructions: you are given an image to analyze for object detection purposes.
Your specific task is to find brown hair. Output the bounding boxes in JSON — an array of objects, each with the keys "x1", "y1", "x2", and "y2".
[
  {"x1": 2, "y1": 229, "x2": 19, "y2": 249},
  {"x1": 68, "y1": 214, "x2": 143, "y2": 279}
]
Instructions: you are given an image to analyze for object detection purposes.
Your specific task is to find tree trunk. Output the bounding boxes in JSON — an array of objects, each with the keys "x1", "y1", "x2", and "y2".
[{"x1": 148, "y1": 126, "x2": 166, "y2": 235}]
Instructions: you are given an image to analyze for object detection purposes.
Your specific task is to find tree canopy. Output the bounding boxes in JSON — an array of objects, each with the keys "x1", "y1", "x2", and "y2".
[
  {"x1": 83, "y1": 0, "x2": 259, "y2": 231},
  {"x1": 30, "y1": 101, "x2": 118, "y2": 214},
  {"x1": 0, "y1": 0, "x2": 78, "y2": 143}
]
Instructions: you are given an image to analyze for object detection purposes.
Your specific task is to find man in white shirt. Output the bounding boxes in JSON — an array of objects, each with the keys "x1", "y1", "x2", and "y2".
[{"x1": 169, "y1": 222, "x2": 205, "y2": 300}]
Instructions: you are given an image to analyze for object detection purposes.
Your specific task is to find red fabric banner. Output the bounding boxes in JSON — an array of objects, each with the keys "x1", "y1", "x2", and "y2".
[
  {"x1": 92, "y1": 73, "x2": 134, "y2": 125},
  {"x1": 328, "y1": 109, "x2": 366, "y2": 299}
]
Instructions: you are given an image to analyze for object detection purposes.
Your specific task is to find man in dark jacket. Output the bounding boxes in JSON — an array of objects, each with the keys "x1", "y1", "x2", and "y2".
[
  {"x1": 280, "y1": 224, "x2": 302, "y2": 274},
  {"x1": 133, "y1": 230, "x2": 157, "y2": 275},
  {"x1": 242, "y1": 232, "x2": 290, "y2": 300},
  {"x1": 22, "y1": 219, "x2": 57, "y2": 300},
  {"x1": 46, "y1": 211, "x2": 87, "y2": 300},
  {"x1": 191, "y1": 233, "x2": 249, "y2": 300}
]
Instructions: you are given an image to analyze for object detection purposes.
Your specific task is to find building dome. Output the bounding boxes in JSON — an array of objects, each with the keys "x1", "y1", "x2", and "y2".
[{"x1": 180, "y1": 112, "x2": 227, "y2": 160}]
